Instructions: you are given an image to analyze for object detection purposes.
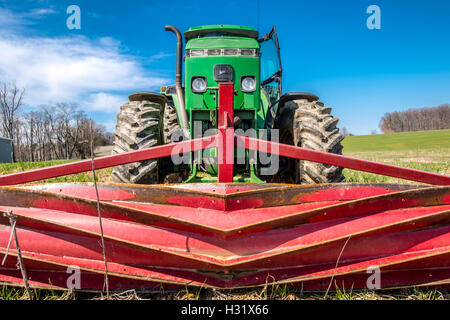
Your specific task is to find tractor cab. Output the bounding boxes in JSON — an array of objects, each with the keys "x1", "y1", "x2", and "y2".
[
  {"x1": 159, "y1": 25, "x2": 286, "y2": 182},
  {"x1": 162, "y1": 25, "x2": 283, "y2": 135}
]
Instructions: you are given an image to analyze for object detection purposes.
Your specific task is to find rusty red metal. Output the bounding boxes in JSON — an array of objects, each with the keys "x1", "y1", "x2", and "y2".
[
  {"x1": 0, "y1": 183, "x2": 449, "y2": 291},
  {"x1": 217, "y1": 82, "x2": 235, "y2": 183}
]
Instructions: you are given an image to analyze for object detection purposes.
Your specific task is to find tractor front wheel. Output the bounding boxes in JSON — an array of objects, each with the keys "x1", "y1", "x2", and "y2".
[
  {"x1": 160, "y1": 101, "x2": 184, "y2": 183},
  {"x1": 273, "y1": 98, "x2": 345, "y2": 184},
  {"x1": 111, "y1": 95, "x2": 163, "y2": 184}
]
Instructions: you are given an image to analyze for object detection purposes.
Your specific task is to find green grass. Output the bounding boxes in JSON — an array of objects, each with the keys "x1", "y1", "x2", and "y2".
[
  {"x1": 0, "y1": 159, "x2": 113, "y2": 184},
  {"x1": 0, "y1": 285, "x2": 75, "y2": 300},
  {"x1": 342, "y1": 129, "x2": 450, "y2": 152},
  {"x1": 341, "y1": 129, "x2": 450, "y2": 184}
]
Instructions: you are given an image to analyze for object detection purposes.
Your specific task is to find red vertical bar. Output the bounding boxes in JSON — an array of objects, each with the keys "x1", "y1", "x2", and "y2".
[{"x1": 218, "y1": 82, "x2": 234, "y2": 183}]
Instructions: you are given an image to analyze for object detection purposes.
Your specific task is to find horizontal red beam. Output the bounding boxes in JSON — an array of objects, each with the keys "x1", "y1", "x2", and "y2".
[
  {"x1": 237, "y1": 135, "x2": 450, "y2": 186},
  {"x1": 0, "y1": 136, "x2": 217, "y2": 186},
  {"x1": 0, "y1": 133, "x2": 449, "y2": 186}
]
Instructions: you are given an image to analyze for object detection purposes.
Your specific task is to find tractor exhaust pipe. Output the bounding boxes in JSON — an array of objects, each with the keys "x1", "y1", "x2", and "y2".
[{"x1": 165, "y1": 25, "x2": 190, "y2": 134}]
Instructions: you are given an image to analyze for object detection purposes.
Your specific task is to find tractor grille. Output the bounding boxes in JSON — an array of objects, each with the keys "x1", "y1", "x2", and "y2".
[{"x1": 186, "y1": 48, "x2": 259, "y2": 58}]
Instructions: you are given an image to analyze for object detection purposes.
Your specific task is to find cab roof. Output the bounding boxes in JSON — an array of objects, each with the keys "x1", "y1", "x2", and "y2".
[{"x1": 184, "y1": 25, "x2": 259, "y2": 42}]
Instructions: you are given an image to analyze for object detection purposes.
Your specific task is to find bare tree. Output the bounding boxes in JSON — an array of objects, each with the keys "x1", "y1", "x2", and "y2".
[
  {"x1": 0, "y1": 82, "x2": 25, "y2": 162},
  {"x1": 7, "y1": 100, "x2": 113, "y2": 162},
  {"x1": 341, "y1": 127, "x2": 353, "y2": 137},
  {"x1": 379, "y1": 105, "x2": 450, "y2": 133}
]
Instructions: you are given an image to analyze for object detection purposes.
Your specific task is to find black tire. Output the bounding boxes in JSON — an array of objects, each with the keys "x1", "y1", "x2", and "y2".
[
  {"x1": 111, "y1": 99, "x2": 162, "y2": 184},
  {"x1": 160, "y1": 102, "x2": 184, "y2": 183},
  {"x1": 163, "y1": 102, "x2": 181, "y2": 144},
  {"x1": 273, "y1": 98, "x2": 345, "y2": 184}
]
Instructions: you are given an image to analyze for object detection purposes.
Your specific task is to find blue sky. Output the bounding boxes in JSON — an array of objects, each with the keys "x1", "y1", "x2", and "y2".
[{"x1": 0, "y1": 0, "x2": 449, "y2": 134}]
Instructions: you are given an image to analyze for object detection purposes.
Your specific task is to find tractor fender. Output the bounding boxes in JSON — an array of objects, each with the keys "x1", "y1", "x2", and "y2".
[{"x1": 266, "y1": 92, "x2": 319, "y2": 129}]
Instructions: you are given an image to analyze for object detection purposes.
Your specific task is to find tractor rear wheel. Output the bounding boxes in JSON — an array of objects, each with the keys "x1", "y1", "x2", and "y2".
[
  {"x1": 273, "y1": 98, "x2": 345, "y2": 184},
  {"x1": 111, "y1": 97, "x2": 163, "y2": 184}
]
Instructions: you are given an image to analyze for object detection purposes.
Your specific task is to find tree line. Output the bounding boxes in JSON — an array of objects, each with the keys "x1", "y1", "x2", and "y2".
[
  {"x1": 0, "y1": 82, "x2": 113, "y2": 163},
  {"x1": 379, "y1": 104, "x2": 450, "y2": 133}
]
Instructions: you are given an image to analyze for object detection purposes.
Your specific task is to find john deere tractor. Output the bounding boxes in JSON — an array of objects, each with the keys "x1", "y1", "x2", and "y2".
[{"x1": 111, "y1": 25, "x2": 344, "y2": 184}]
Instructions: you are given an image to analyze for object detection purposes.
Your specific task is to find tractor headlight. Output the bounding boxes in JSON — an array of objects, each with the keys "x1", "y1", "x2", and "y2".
[
  {"x1": 241, "y1": 76, "x2": 256, "y2": 92},
  {"x1": 191, "y1": 77, "x2": 207, "y2": 93}
]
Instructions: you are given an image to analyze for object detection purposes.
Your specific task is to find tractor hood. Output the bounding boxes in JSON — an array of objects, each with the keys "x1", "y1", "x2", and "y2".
[{"x1": 184, "y1": 24, "x2": 258, "y2": 42}]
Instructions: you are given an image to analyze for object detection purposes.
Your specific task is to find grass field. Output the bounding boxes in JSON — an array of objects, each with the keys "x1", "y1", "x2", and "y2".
[
  {"x1": 341, "y1": 129, "x2": 450, "y2": 184},
  {"x1": 0, "y1": 159, "x2": 113, "y2": 184},
  {"x1": 342, "y1": 129, "x2": 450, "y2": 152},
  {"x1": 0, "y1": 129, "x2": 449, "y2": 300}
]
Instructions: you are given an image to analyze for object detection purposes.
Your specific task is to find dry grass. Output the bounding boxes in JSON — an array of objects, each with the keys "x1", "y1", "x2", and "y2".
[{"x1": 2, "y1": 285, "x2": 448, "y2": 301}]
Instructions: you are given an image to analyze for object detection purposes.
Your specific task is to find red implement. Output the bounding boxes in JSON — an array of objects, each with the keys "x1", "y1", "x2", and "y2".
[{"x1": 0, "y1": 182, "x2": 449, "y2": 291}]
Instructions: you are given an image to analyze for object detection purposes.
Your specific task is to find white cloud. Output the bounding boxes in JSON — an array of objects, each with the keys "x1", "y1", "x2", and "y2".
[
  {"x1": 0, "y1": 7, "x2": 27, "y2": 29},
  {"x1": 87, "y1": 92, "x2": 126, "y2": 113},
  {"x1": 0, "y1": 7, "x2": 56, "y2": 29},
  {"x1": 0, "y1": 35, "x2": 168, "y2": 107},
  {"x1": 147, "y1": 52, "x2": 174, "y2": 62},
  {"x1": 0, "y1": 8, "x2": 170, "y2": 116},
  {"x1": 27, "y1": 8, "x2": 57, "y2": 17}
]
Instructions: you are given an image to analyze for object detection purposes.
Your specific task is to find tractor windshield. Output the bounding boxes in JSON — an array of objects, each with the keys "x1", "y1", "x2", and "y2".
[
  {"x1": 260, "y1": 39, "x2": 280, "y2": 82},
  {"x1": 259, "y1": 26, "x2": 282, "y2": 102}
]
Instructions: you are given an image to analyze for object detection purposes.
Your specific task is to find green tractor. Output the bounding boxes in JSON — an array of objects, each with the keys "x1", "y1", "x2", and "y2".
[{"x1": 111, "y1": 24, "x2": 344, "y2": 184}]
